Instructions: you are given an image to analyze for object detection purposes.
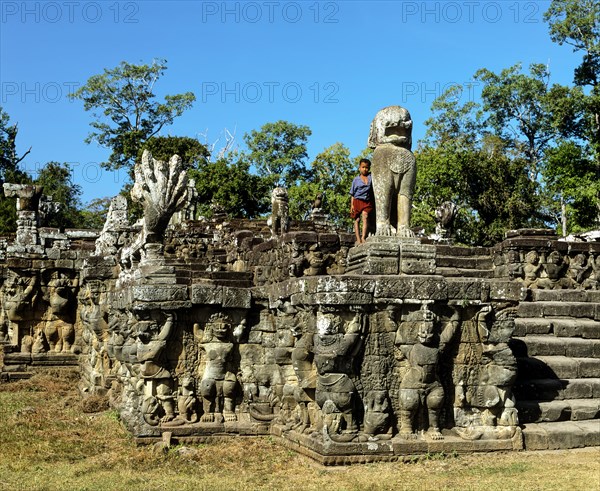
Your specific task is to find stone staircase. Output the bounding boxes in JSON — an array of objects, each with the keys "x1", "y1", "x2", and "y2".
[
  {"x1": 435, "y1": 245, "x2": 494, "y2": 278},
  {"x1": 512, "y1": 289, "x2": 600, "y2": 449}
]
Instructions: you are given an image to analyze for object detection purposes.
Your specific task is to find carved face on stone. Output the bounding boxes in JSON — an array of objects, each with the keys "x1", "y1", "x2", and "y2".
[
  {"x1": 209, "y1": 314, "x2": 231, "y2": 340},
  {"x1": 272, "y1": 187, "x2": 288, "y2": 202},
  {"x1": 368, "y1": 106, "x2": 413, "y2": 149},
  {"x1": 547, "y1": 251, "x2": 562, "y2": 264},
  {"x1": 417, "y1": 322, "x2": 435, "y2": 345},
  {"x1": 525, "y1": 251, "x2": 539, "y2": 264},
  {"x1": 316, "y1": 313, "x2": 341, "y2": 336}
]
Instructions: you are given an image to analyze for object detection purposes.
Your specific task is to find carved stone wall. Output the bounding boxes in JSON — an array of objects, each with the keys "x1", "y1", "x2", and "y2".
[{"x1": 1, "y1": 213, "x2": 598, "y2": 462}]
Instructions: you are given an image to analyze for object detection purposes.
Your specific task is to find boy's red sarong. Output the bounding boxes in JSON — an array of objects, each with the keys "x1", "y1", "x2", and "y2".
[{"x1": 351, "y1": 197, "x2": 374, "y2": 219}]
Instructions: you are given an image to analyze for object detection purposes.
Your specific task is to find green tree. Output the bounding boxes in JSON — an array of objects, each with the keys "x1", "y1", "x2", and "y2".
[
  {"x1": 139, "y1": 135, "x2": 209, "y2": 170},
  {"x1": 34, "y1": 162, "x2": 83, "y2": 229},
  {"x1": 423, "y1": 84, "x2": 483, "y2": 149},
  {"x1": 78, "y1": 197, "x2": 112, "y2": 230},
  {"x1": 414, "y1": 141, "x2": 541, "y2": 246},
  {"x1": 474, "y1": 63, "x2": 583, "y2": 180},
  {"x1": 543, "y1": 141, "x2": 600, "y2": 234},
  {"x1": 288, "y1": 142, "x2": 355, "y2": 227},
  {"x1": 189, "y1": 153, "x2": 269, "y2": 219},
  {"x1": 545, "y1": 0, "x2": 599, "y2": 91},
  {"x1": 0, "y1": 107, "x2": 32, "y2": 234},
  {"x1": 544, "y1": 0, "x2": 600, "y2": 168},
  {"x1": 71, "y1": 59, "x2": 196, "y2": 172},
  {"x1": 243, "y1": 121, "x2": 312, "y2": 188},
  {"x1": 543, "y1": 0, "x2": 600, "y2": 229}
]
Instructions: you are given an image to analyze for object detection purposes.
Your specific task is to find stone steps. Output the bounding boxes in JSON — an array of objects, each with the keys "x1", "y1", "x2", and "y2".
[
  {"x1": 514, "y1": 289, "x2": 600, "y2": 450},
  {"x1": 434, "y1": 247, "x2": 494, "y2": 279},
  {"x1": 517, "y1": 301, "x2": 600, "y2": 320},
  {"x1": 531, "y1": 289, "x2": 600, "y2": 303},
  {"x1": 513, "y1": 378, "x2": 600, "y2": 401},
  {"x1": 511, "y1": 336, "x2": 600, "y2": 358},
  {"x1": 435, "y1": 255, "x2": 493, "y2": 269},
  {"x1": 517, "y1": 356, "x2": 600, "y2": 379},
  {"x1": 521, "y1": 420, "x2": 600, "y2": 450},
  {"x1": 514, "y1": 317, "x2": 600, "y2": 338},
  {"x1": 516, "y1": 398, "x2": 600, "y2": 423},
  {"x1": 435, "y1": 267, "x2": 493, "y2": 279}
]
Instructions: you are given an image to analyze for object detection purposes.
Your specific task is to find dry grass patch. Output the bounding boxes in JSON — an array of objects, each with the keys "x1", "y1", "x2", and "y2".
[{"x1": 0, "y1": 373, "x2": 598, "y2": 491}]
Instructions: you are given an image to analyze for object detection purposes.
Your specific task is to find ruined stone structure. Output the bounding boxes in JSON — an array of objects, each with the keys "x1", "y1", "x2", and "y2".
[{"x1": 1, "y1": 148, "x2": 599, "y2": 464}]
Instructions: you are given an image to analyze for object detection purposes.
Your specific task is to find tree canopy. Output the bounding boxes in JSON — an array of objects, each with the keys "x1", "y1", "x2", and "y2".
[
  {"x1": 35, "y1": 162, "x2": 83, "y2": 230},
  {"x1": 243, "y1": 120, "x2": 312, "y2": 188},
  {"x1": 71, "y1": 59, "x2": 196, "y2": 172},
  {"x1": 5, "y1": 19, "x2": 600, "y2": 243},
  {"x1": 189, "y1": 153, "x2": 269, "y2": 219},
  {"x1": 0, "y1": 107, "x2": 32, "y2": 234}
]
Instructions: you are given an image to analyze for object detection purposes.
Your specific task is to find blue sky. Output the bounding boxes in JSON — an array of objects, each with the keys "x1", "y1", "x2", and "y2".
[{"x1": 0, "y1": 0, "x2": 580, "y2": 204}]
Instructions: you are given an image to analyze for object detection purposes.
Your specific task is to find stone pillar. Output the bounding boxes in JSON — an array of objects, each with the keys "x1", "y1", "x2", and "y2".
[{"x1": 3, "y1": 183, "x2": 43, "y2": 248}]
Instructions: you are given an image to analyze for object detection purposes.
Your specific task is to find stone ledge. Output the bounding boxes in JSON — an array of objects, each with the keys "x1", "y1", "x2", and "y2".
[
  {"x1": 517, "y1": 398, "x2": 600, "y2": 423},
  {"x1": 272, "y1": 427, "x2": 522, "y2": 464},
  {"x1": 522, "y1": 421, "x2": 600, "y2": 450}
]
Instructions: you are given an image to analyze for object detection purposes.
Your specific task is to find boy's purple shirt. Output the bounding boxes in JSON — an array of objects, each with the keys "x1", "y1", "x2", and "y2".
[{"x1": 350, "y1": 174, "x2": 373, "y2": 201}]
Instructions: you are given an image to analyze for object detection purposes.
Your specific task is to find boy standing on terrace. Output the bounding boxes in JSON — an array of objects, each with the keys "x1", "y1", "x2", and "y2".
[{"x1": 350, "y1": 158, "x2": 374, "y2": 245}]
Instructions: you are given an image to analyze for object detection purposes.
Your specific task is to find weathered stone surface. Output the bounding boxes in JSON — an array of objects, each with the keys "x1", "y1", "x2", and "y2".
[
  {"x1": 191, "y1": 285, "x2": 224, "y2": 305},
  {"x1": 368, "y1": 106, "x2": 416, "y2": 237},
  {"x1": 222, "y1": 287, "x2": 251, "y2": 309},
  {"x1": 373, "y1": 276, "x2": 447, "y2": 300},
  {"x1": 131, "y1": 150, "x2": 188, "y2": 246},
  {"x1": 514, "y1": 335, "x2": 600, "y2": 358},
  {"x1": 518, "y1": 301, "x2": 597, "y2": 319},
  {"x1": 2, "y1": 167, "x2": 599, "y2": 461},
  {"x1": 133, "y1": 285, "x2": 188, "y2": 303}
]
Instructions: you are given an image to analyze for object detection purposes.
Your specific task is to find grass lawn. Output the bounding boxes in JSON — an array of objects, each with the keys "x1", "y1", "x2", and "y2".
[{"x1": 0, "y1": 372, "x2": 598, "y2": 491}]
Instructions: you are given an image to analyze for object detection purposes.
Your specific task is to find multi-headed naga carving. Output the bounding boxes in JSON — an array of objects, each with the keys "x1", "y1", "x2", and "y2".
[{"x1": 131, "y1": 149, "x2": 189, "y2": 249}]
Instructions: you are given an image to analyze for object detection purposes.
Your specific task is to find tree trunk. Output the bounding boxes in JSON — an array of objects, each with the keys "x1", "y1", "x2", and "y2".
[{"x1": 560, "y1": 193, "x2": 567, "y2": 237}]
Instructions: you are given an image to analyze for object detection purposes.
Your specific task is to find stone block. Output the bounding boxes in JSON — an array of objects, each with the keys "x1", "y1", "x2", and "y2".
[
  {"x1": 339, "y1": 233, "x2": 355, "y2": 247},
  {"x1": 65, "y1": 229, "x2": 99, "y2": 240},
  {"x1": 190, "y1": 285, "x2": 223, "y2": 305},
  {"x1": 488, "y1": 280, "x2": 527, "y2": 301},
  {"x1": 578, "y1": 358, "x2": 600, "y2": 378},
  {"x1": 374, "y1": 276, "x2": 447, "y2": 301},
  {"x1": 563, "y1": 379, "x2": 595, "y2": 399},
  {"x1": 536, "y1": 401, "x2": 571, "y2": 423},
  {"x1": 282, "y1": 231, "x2": 318, "y2": 244},
  {"x1": 222, "y1": 287, "x2": 251, "y2": 309},
  {"x1": 553, "y1": 319, "x2": 600, "y2": 339},
  {"x1": 46, "y1": 248, "x2": 60, "y2": 260},
  {"x1": 446, "y1": 279, "x2": 484, "y2": 301},
  {"x1": 133, "y1": 284, "x2": 188, "y2": 303},
  {"x1": 317, "y1": 233, "x2": 339, "y2": 247},
  {"x1": 545, "y1": 421, "x2": 586, "y2": 450},
  {"x1": 536, "y1": 356, "x2": 579, "y2": 379},
  {"x1": 565, "y1": 339, "x2": 599, "y2": 358},
  {"x1": 311, "y1": 292, "x2": 373, "y2": 305},
  {"x1": 302, "y1": 276, "x2": 376, "y2": 295},
  {"x1": 576, "y1": 421, "x2": 600, "y2": 446},
  {"x1": 518, "y1": 302, "x2": 590, "y2": 319},
  {"x1": 571, "y1": 400, "x2": 600, "y2": 421},
  {"x1": 247, "y1": 330, "x2": 263, "y2": 345},
  {"x1": 513, "y1": 318, "x2": 553, "y2": 336},
  {"x1": 54, "y1": 259, "x2": 74, "y2": 269},
  {"x1": 522, "y1": 423, "x2": 549, "y2": 450},
  {"x1": 346, "y1": 239, "x2": 400, "y2": 275},
  {"x1": 6, "y1": 257, "x2": 32, "y2": 269}
]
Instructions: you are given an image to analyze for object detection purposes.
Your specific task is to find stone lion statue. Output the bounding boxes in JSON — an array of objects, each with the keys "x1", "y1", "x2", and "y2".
[{"x1": 368, "y1": 106, "x2": 416, "y2": 237}]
